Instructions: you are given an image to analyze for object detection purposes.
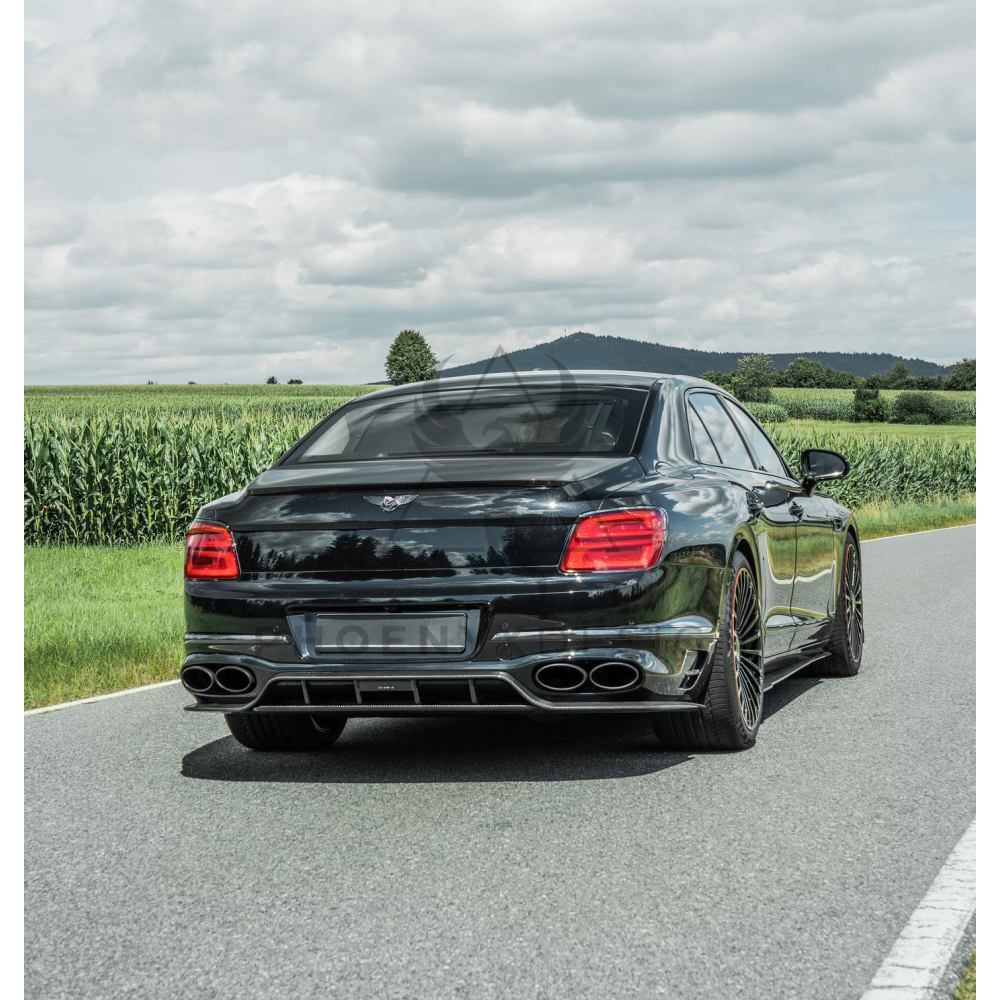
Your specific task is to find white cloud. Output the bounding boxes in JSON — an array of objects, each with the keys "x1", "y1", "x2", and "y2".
[{"x1": 25, "y1": 0, "x2": 974, "y2": 382}]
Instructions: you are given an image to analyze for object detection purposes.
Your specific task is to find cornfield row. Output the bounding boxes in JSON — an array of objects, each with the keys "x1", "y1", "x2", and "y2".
[
  {"x1": 25, "y1": 409, "x2": 976, "y2": 545},
  {"x1": 768, "y1": 427, "x2": 975, "y2": 509},
  {"x1": 777, "y1": 395, "x2": 976, "y2": 424}
]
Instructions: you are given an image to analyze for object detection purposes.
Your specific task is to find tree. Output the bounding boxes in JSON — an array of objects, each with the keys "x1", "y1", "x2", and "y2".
[
  {"x1": 947, "y1": 358, "x2": 975, "y2": 391},
  {"x1": 889, "y1": 391, "x2": 953, "y2": 425},
  {"x1": 729, "y1": 354, "x2": 776, "y2": 403},
  {"x1": 287, "y1": 378, "x2": 303, "y2": 384},
  {"x1": 865, "y1": 372, "x2": 889, "y2": 390},
  {"x1": 265, "y1": 375, "x2": 278, "y2": 384},
  {"x1": 700, "y1": 370, "x2": 732, "y2": 389},
  {"x1": 825, "y1": 366, "x2": 858, "y2": 389},
  {"x1": 783, "y1": 356, "x2": 826, "y2": 388},
  {"x1": 385, "y1": 329, "x2": 437, "y2": 385},
  {"x1": 886, "y1": 361, "x2": 912, "y2": 389},
  {"x1": 852, "y1": 385, "x2": 886, "y2": 423}
]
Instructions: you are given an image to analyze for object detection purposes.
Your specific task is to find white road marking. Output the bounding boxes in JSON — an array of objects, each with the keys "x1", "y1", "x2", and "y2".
[
  {"x1": 859, "y1": 819, "x2": 976, "y2": 999},
  {"x1": 24, "y1": 679, "x2": 181, "y2": 716},
  {"x1": 862, "y1": 522, "x2": 975, "y2": 543},
  {"x1": 23, "y1": 523, "x2": 975, "y2": 717}
]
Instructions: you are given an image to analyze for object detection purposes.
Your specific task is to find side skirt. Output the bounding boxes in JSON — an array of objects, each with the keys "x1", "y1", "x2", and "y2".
[{"x1": 763, "y1": 651, "x2": 829, "y2": 693}]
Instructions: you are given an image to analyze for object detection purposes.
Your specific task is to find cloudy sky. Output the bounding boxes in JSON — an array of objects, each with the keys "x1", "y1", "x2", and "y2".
[{"x1": 25, "y1": 0, "x2": 974, "y2": 384}]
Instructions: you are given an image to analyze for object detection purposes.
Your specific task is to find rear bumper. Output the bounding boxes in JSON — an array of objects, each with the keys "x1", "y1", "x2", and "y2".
[{"x1": 181, "y1": 617, "x2": 718, "y2": 715}]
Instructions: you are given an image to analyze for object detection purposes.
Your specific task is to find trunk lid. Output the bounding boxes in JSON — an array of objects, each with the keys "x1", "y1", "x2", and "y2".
[{"x1": 216, "y1": 456, "x2": 644, "y2": 575}]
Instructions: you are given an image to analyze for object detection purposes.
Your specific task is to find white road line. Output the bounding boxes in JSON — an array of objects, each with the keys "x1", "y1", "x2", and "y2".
[
  {"x1": 23, "y1": 523, "x2": 975, "y2": 718},
  {"x1": 862, "y1": 522, "x2": 975, "y2": 543},
  {"x1": 24, "y1": 679, "x2": 181, "y2": 717},
  {"x1": 859, "y1": 819, "x2": 976, "y2": 999}
]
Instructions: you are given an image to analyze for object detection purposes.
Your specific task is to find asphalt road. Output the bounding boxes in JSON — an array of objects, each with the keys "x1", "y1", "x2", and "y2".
[{"x1": 25, "y1": 525, "x2": 976, "y2": 1000}]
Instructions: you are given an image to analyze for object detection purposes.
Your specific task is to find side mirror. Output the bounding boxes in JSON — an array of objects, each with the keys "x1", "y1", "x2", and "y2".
[{"x1": 800, "y1": 449, "x2": 850, "y2": 496}]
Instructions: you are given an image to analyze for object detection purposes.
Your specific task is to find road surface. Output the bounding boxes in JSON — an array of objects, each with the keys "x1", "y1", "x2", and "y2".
[{"x1": 25, "y1": 526, "x2": 976, "y2": 1000}]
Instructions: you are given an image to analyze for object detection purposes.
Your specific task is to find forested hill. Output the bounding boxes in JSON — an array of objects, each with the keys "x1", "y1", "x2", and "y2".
[{"x1": 437, "y1": 332, "x2": 954, "y2": 379}]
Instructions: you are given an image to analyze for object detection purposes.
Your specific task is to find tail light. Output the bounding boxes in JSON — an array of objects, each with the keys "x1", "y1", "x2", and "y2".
[
  {"x1": 560, "y1": 509, "x2": 665, "y2": 572},
  {"x1": 185, "y1": 522, "x2": 240, "y2": 579}
]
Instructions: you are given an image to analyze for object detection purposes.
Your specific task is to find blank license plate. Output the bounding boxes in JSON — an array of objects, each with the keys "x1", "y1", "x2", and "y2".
[{"x1": 315, "y1": 613, "x2": 468, "y2": 654}]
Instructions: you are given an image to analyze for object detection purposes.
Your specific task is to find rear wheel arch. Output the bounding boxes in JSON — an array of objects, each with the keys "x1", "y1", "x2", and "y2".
[{"x1": 731, "y1": 529, "x2": 761, "y2": 594}]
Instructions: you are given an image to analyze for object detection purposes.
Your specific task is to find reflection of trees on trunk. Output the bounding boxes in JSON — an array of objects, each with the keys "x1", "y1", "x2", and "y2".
[
  {"x1": 236, "y1": 533, "x2": 450, "y2": 572},
  {"x1": 235, "y1": 523, "x2": 566, "y2": 573},
  {"x1": 465, "y1": 524, "x2": 564, "y2": 568}
]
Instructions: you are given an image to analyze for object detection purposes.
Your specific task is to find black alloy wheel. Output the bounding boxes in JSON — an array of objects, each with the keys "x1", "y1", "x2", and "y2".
[
  {"x1": 731, "y1": 563, "x2": 764, "y2": 730},
  {"x1": 652, "y1": 550, "x2": 763, "y2": 751},
  {"x1": 817, "y1": 534, "x2": 865, "y2": 677}
]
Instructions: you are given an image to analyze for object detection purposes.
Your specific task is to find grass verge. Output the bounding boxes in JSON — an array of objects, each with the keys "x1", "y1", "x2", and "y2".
[
  {"x1": 24, "y1": 544, "x2": 184, "y2": 710},
  {"x1": 954, "y1": 951, "x2": 975, "y2": 1000},
  {"x1": 853, "y1": 495, "x2": 975, "y2": 540},
  {"x1": 23, "y1": 495, "x2": 975, "y2": 708}
]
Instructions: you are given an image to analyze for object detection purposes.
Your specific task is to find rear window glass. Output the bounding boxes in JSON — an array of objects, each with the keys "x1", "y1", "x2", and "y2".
[{"x1": 290, "y1": 386, "x2": 649, "y2": 463}]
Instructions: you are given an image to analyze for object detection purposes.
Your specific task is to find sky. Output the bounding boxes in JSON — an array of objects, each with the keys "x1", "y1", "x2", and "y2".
[{"x1": 25, "y1": 0, "x2": 975, "y2": 384}]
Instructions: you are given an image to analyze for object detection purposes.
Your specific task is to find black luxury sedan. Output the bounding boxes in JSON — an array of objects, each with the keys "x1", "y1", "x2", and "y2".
[{"x1": 181, "y1": 370, "x2": 864, "y2": 752}]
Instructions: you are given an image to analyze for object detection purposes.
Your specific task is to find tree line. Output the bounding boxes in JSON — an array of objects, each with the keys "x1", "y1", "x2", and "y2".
[{"x1": 701, "y1": 355, "x2": 974, "y2": 397}]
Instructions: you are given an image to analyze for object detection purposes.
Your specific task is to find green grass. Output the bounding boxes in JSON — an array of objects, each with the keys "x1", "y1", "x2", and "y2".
[
  {"x1": 853, "y1": 495, "x2": 975, "y2": 540},
  {"x1": 23, "y1": 493, "x2": 975, "y2": 708},
  {"x1": 24, "y1": 545, "x2": 184, "y2": 710},
  {"x1": 785, "y1": 420, "x2": 976, "y2": 444},
  {"x1": 954, "y1": 952, "x2": 975, "y2": 1000}
]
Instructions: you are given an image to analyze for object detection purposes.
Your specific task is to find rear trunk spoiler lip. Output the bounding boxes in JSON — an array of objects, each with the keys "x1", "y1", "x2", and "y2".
[
  {"x1": 246, "y1": 478, "x2": 572, "y2": 496},
  {"x1": 245, "y1": 456, "x2": 641, "y2": 495}
]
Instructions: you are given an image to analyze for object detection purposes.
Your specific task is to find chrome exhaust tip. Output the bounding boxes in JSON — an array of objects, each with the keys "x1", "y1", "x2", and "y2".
[
  {"x1": 181, "y1": 665, "x2": 216, "y2": 694},
  {"x1": 534, "y1": 662, "x2": 588, "y2": 693},
  {"x1": 214, "y1": 665, "x2": 255, "y2": 694},
  {"x1": 589, "y1": 661, "x2": 642, "y2": 692}
]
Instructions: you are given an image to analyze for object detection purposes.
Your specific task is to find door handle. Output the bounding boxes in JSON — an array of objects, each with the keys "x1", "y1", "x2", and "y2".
[{"x1": 789, "y1": 501, "x2": 804, "y2": 517}]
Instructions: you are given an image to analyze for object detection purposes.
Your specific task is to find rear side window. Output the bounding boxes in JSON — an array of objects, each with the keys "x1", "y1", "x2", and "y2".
[
  {"x1": 688, "y1": 393, "x2": 754, "y2": 470},
  {"x1": 723, "y1": 401, "x2": 790, "y2": 479},
  {"x1": 290, "y1": 386, "x2": 649, "y2": 462},
  {"x1": 687, "y1": 405, "x2": 722, "y2": 465}
]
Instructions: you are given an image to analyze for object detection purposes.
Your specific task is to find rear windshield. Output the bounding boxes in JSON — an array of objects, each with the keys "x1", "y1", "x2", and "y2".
[{"x1": 289, "y1": 386, "x2": 649, "y2": 463}]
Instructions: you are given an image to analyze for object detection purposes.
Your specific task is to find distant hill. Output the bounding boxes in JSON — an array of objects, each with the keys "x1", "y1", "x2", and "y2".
[{"x1": 438, "y1": 333, "x2": 954, "y2": 380}]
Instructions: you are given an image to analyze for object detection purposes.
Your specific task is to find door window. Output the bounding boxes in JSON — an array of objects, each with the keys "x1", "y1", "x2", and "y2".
[
  {"x1": 723, "y1": 401, "x2": 791, "y2": 479},
  {"x1": 688, "y1": 393, "x2": 754, "y2": 470}
]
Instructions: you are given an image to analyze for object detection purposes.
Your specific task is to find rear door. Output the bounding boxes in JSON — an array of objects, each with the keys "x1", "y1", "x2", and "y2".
[
  {"x1": 687, "y1": 392, "x2": 798, "y2": 658},
  {"x1": 722, "y1": 400, "x2": 837, "y2": 649}
]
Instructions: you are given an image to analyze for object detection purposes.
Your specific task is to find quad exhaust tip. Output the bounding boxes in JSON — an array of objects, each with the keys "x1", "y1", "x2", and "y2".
[
  {"x1": 534, "y1": 662, "x2": 588, "y2": 692},
  {"x1": 181, "y1": 665, "x2": 215, "y2": 694},
  {"x1": 181, "y1": 664, "x2": 256, "y2": 694},
  {"x1": 214, "y1": 665, "x2": 256, "y2": 694},
  {"x1": 589, "y1": 661, "x2": 642, "y2": 692}
]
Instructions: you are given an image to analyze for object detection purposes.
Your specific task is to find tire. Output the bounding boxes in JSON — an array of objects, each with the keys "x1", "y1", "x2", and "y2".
[
  {"x1": 225, "y1": 712, "x2": 347, "y2": 751},
  {"x1": 652, "y1": 550, "x2": 764, "y2": 751},
  {"x1": 816, "y1": 533, "x2": 864, "y2": 677}
]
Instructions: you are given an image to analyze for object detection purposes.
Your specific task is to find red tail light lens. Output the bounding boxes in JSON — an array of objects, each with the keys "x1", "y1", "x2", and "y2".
[
  {"x1": 184, "y1": 522, "x2": 239, "y2": 579},
  {"x1": 560, "y1": 509, "x2": 665, "y2": 572}
]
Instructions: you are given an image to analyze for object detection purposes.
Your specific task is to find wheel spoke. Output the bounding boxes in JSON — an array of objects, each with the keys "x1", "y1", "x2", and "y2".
[
  {"x1": 731, "y1": 568, "x2": 763, "y2": 730},
  {"x1": 844, "y1": 543, "x2": 864, "y2": 660}
]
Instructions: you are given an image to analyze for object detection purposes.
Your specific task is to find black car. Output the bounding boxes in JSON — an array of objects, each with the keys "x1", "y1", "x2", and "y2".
[{"x1": 182, "y1": 370, "x2": 863, "y2": 752}]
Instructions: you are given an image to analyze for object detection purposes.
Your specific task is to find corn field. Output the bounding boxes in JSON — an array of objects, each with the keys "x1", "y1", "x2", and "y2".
[
  {"x1": 25, "y1": 398, "x2": 976, "y2": 545},
  {"x1": 768, "y1": 426, "x2": 975, "y2": 509}
]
